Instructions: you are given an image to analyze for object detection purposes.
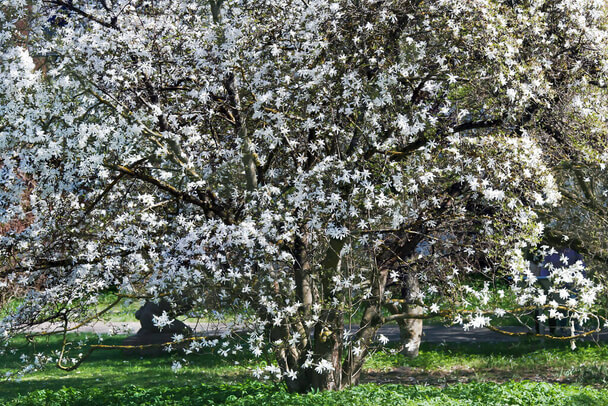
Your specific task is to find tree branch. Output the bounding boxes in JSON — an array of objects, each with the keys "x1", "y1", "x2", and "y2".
[
  {"x1": 105, "y1": 163, "x2": 234, "y2": 224},
  {"x1": 45, "y1": 0, "x2": 118, "y2": 30},
  {"x1": 453, "y1": 117, "x2": 503, "y2": 133}
]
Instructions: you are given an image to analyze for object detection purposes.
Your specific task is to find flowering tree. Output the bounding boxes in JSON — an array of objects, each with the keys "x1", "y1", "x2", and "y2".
[{"x1": 1, "y1": 0, "x2": 608, "y2": 392}]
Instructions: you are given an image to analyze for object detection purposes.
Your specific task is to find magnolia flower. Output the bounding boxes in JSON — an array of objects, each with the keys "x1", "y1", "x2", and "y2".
[
  {"x1": 285, "y1": 369, "x2": 298, "y2": 380},
  {"x1": 171, "y1": 361, "x2": 182, "y2": 372},
  {"x1": 302, "y1": 358, "x2": 313, "y2": 369},
  {"x1": 405, "y1": 340, "x2": 418, "y2": 353},
  {"x1": 152, "y1": 312, "x2": 173, "y2": 332},
  {"x1": 315, "y1": 359, "x2": 335, "y2": 374},
  {"x1": 252, "y1": 367, "x2": 264, "y2": 379}
]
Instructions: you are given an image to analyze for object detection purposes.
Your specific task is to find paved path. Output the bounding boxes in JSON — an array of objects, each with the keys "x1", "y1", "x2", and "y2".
[
  {"x1": 381, "y1": 324, "x2": 608, "y2": 343},
  {"x1": 26, "y1": 321, "x2": 608, "y2": 343}
]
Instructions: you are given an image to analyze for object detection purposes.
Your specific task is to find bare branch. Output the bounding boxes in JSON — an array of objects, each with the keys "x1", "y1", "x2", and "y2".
[{"x1": 45, "y1": 0, "x2": 119, "y2": 30}]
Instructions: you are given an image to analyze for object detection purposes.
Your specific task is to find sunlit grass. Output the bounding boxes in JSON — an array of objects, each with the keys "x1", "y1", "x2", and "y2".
[
  {"x1": 364, "y1": 339, "x2": 608, "y2": 381},
  {"x1": 0, "y1": 334, "x2": 254, "y2": 401},
  {"x1": 3, "y1": 333, "x2": 608, "y2": 403}
]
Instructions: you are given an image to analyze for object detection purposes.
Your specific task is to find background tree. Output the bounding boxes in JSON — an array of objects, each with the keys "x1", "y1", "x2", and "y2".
[
  {"x1": 1, "y1": 0, "x2": 607, "y2": 392},
  {"x1": 536, "y1": 162, "x2": 608, "y2": 310}
]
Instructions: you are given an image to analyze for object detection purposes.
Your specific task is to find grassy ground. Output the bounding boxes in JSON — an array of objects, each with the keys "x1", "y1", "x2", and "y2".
[
  {"x1": 364, "y1": 340, "x2": 608, "y2": 387},
  {"x1": 0, "y1": 334, "x2": 253, "y2": 400},
  {"x1": 8, "y1": 381, "x2": 608, "y2": 405},
  {"x1": 2, "y1": 333, "x2": 608, "y2": 404}
]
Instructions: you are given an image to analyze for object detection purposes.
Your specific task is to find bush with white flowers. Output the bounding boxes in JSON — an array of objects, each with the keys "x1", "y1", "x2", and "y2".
[{"x1": 1, "y1": 0, "x2": 607, "y2": 392}]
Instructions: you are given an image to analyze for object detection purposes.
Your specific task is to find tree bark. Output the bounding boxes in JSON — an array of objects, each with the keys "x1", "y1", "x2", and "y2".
[
  {"x1": 392, "y1": 273, "x2": 423, "y2": 358},
  {"x1": 311, "y1": 310, "x2": 344, "y2": 391},
  {"x1": 293, "y1": 232, "x2": 314, "y2": 313}
]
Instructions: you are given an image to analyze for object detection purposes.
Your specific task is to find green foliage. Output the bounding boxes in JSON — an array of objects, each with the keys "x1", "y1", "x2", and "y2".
[
  {"x1": 0, "y1": 297, "x2": 24, "y2": 319},
  {"x1": 8, "y1": 381, "x2": 608, "y2": 406}
]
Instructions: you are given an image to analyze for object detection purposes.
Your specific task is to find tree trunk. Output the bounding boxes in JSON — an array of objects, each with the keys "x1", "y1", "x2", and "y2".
[
  {"x1": 281, "y1": 311, "x2": 345, "y2": 393},
  {"x1": 396, "y1": 316, "x2": 422, "y2": 357},
  {"x1": 311, "y1": 311, "x2": 344, "y2": 391},
  {"x1": 385, "y1": 274, "x2": 423, "y2": 357},
  {"x1": 397, "y1": 273, "x2": 423, "y2": 357}
]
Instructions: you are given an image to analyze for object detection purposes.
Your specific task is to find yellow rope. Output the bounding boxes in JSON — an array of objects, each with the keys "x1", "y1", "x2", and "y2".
[
  {"x1": 56, "y1": 334, "x2": 212, "y2": 371},
  {"x1": 486, "y1": 325, "x2": 601, "y2": 341}
]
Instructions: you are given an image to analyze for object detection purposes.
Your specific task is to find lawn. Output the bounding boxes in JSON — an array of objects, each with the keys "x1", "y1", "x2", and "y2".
[{"x1": 2, "y1": 333, "x2": 608, "y2": 405}]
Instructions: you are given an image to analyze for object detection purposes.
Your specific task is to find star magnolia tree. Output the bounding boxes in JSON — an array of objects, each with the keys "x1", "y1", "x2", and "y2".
[{"x1": 1, "y1": 0, "x2": 608, "y2": 392}]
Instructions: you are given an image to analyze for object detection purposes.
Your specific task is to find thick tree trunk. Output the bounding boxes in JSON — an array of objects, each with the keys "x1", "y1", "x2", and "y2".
[
  {"x1": 283, "y1": 237, "x2": 396, "y2": 392},
  {"x1": 396, "y1": 273, "x2": 423, "y2": 357},
  {"x1": 311, "y1": 311, "x2": 344, "y2": 391},
  {"x1": 280, "y1": 311, "x2": 345, "y2": 393},
  {"x1": 282, "y1": 263, "x2": 395, "y2": 392},
  {"x1": 396, "y1": 317, "x2": 422, "y2": 357}
]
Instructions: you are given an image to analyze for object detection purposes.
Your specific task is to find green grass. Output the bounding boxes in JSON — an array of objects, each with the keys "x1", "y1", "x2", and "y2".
[
  {"x1": 3, "y1": 334, "x2": 608, "y2": 404},
  {"x1": 96, "y1": 294, "x2": 142, "y2": 322},
  {"x1": 0, "y1": 334, "x2": 255, "y2": 401},
  {"x1": 1, "y1": 293, "x2": 234, "y2": 323},
  {"x1": 563, "y1": 364, "x2": 608, "y2": 385},
  {"x1": 365, "y1": 340, "x2": 608, "y2": 372}
]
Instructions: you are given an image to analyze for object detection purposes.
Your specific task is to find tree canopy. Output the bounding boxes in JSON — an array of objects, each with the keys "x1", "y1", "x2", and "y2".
[{"x1": 1, "y1": 0, "x2": 608, "y2": 392}]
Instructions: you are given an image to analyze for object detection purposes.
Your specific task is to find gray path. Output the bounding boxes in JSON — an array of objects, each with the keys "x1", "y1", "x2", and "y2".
[
  {"x1": 25, "y1": 321, "x2": 608, "y2": 343},
  {"x1": 380, "y1": 324, "x2": 608, "y2": 343}
]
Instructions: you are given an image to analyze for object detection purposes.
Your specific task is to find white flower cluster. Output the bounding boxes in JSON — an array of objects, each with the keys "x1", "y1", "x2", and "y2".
[{"x1": 0, "y1": 0, "x2": 607, "y2": 390}]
